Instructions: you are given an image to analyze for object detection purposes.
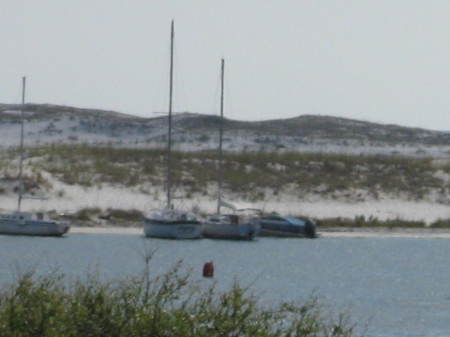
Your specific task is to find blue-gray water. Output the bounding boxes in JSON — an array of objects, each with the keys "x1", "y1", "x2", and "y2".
[{"x1": 0, "y1": 234, "x2": 449, "y2": 337}]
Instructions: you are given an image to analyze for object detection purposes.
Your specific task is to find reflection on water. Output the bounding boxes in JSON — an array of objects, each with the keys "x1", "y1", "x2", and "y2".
[{"x1": 1, "y1": 234, "x2": 450, "y2": 337}]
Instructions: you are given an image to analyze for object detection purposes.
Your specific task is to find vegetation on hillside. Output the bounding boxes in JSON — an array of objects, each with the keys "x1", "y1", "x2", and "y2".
[
  {"x1": 311, "y1": 215, "x2": 450, "y2": 229},
  {"x1": 56, "y1": 207, "x2": 144, "y2": 226},
  {"x1": 16, "y1": 145, "x2": 449, "y2": 203},
  {"x1": 3, "y1": 145, "x2": 450, "y2": 227}
]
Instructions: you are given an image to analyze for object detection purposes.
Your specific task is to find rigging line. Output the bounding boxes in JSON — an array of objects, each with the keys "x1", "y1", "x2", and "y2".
[
  {"x1": 150, "y1": 36, "x2": 171, "y2": 115},
  {"x1": 166, "y1": 20, "x2": 174, "y2": 210},
  {"x1": 223, "y1": 64, "x2": 238, "y2": 150},
  {"x1": 2, "y1": 78, "x2": 22, "y2": 105},
  {"x1": 217, "y1": 59, "x2": 225, "y2": 215},
  {"x1": 172, "y1": 34, "x2": 190, "y2": 115},
  {"x1": 210, "y1": 61, "x2": 222, "y2": 117},
  {"x1": 9, "y1": 80, "x2": 23, "y2": 105},
  {"x1": 17, "y1": 76, "x2": 26, "y2": 212},
  {"x1": 224, "y1": 66, "x2": 235, "y2": 121}
]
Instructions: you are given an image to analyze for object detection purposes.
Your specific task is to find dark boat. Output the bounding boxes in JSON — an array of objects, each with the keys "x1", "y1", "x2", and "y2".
[{"x1": 258, "y1": 215, "x2": 317, "y2": 238}]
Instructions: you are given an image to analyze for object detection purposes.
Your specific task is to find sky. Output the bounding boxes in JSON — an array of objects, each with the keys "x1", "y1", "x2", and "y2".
[{"x1": 1, "y1": 0, "x2": 449, "y2": 130}]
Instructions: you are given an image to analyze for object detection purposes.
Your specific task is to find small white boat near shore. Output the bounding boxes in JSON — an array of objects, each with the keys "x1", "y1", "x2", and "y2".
[
  {"x1": 0, "y1": 77, "x2": 70, "y2": 237},
  {"x1": 0, "y1": 212, "x2": 70, "y2": 237},
  {"x1": 144, "y1": 209, "x2": 202, "y2": 239}
]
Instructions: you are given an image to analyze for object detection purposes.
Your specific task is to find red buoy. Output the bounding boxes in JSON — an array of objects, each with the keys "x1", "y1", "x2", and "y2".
[{"x1": 203, "y1": 261, "x2": 214, "y2": 278}]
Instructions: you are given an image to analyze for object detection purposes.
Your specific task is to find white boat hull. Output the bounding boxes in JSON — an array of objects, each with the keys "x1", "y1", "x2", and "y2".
[
  {"x1": 143, "y1": 219, "x2": 203, "y2": 239},
  {"x1": 203, "y1": 222, "x2": 260, "y2": 240},
  {"x1": 0, "y1": 219, "x2": 70, "y2": 237}
]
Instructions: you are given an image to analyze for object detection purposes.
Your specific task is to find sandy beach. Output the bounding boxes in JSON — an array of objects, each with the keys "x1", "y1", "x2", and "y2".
[
  {"x1": 70, "y1": 226, "x2": 450, "y2": 239},
  {"x1": 319, "y1": 227, "x2": 450, "y2": 239}
]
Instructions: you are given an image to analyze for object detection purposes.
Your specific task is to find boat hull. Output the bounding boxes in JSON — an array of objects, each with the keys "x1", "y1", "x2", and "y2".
[
  {"x1": 144, "y1": 219, "x2": 203, "y2": 239},
  {"x1": 203, "y1": 223, "x2": 260, "y2": 240},
  {"x1": 0, "y1": 219, "x2": 70, "y2": 237},
  {"x1": 259, "y1": 220, "x2": 317, "y2": 238},
  {"x1": 259, "y1": 228, "x2": 313, "y2": 238}
]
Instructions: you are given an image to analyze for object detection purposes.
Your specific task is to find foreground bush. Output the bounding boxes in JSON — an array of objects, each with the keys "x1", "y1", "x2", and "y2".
[{"x1": 0, "y1": 262, "x2": 358, "y2": 337}]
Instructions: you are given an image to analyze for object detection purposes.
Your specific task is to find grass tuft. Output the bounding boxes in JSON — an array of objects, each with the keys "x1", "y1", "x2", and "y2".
[{"x1": 18, "y1": 145, "x2": 447, "y2": 203}]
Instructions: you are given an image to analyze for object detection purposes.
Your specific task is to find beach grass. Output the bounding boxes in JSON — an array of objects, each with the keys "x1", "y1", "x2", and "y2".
[
  {"x1": 1, "y1": 145, "x2": 450, "y2": 227},
  {"x1": 314, "y1": 216, "x2": 426, "y2": 228},
  {"x1": 20, "y1": 145, "x2": 447, "y2": 203},
  {"x1": 311, "y1": 215, "x2": 450, "y2": 229},
  {"x1": 55, "y1": 207, "x2": 144, "y2": 226}
]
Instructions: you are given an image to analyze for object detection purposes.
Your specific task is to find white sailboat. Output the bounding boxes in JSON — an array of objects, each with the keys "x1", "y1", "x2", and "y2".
[
  {"x1": 143, "y1": 21, "x2": 202, "y2": 239},
  {"x1": 202, "y1": 59, "x2": 260, "y2": 240},
  {"x1": 0, "y1": 77, "x2": 70, "y2": 236}
]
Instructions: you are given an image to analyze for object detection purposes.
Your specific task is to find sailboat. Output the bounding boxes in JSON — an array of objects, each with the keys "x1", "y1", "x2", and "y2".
[
  {"x1": 0, "y1": 77, "x2": 70, "y2": 236},
  {"x1": 202, "y1": 59, "x2": 260, "y2": 240},
  {"x1": 143, "y1": 21, "x2": 202, "y2": 239}
]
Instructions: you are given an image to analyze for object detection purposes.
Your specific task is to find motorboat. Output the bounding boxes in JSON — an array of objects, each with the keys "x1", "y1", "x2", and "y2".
[{"x1": 258, "y1": 215, "x2": 317, "y2": 238}]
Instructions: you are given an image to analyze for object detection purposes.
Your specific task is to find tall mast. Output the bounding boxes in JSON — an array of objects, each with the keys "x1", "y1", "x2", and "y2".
[
  {"x1": 17, "y1": 76, "x2": 26, "y2": 212},
  {"x1": 166, "y1": 20, "x2": 174, "y2": 209},
  {"x1": 217, "y1": 59, "x2": 225, "y2": 214}
]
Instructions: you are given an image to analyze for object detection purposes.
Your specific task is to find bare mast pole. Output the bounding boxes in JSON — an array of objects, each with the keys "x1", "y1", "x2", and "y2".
[
  {"x1": 167, "y1": 20, "x2": 174, "y2": 210},
  {"x1": 17, "y1": 76, "x2": 26, "y2": 212},
  {"x1": 217, "y1": 59, "x2": 225, "y2": 214}
]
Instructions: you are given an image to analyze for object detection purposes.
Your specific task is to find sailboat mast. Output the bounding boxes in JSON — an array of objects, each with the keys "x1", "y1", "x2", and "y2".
[
  {"x1": 217, "y1": 59, "x2": 225, "y2": 214},
  {"x1": 166, "y1": 20, "x2": 174, "y2": 210},
  {"x1": 17, "y1": 76, "x2": 26, "y2": 212}
]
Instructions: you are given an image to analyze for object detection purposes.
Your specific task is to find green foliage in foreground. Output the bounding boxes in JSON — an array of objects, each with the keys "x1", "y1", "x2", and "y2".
[{"x1": 0, "y1": 263, "x2": 357, "y2": 337}]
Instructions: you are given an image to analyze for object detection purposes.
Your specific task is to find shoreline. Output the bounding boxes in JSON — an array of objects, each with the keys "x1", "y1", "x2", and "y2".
[
  {"x1": 319, "y1": 227, "x2": 450, "y2": 238},
  {"x1": 70, "y1": 226, "x2": 450, "y2": 239},
  {"x1": 70, "y1": 226, "x2": 142, "y2": 235}
]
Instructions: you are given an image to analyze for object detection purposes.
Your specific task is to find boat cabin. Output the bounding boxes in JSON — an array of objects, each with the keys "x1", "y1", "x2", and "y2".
[
  {"x1": 207, "y1": 214, "x2": 240, "y2": 225},
  {"x1": 0, "y1": 212, "x2": 50, "y2": 221}
]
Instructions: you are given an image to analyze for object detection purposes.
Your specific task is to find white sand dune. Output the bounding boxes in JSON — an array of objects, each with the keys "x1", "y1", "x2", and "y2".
[
  {"x1": 1, "y1": 179, "x2": 449, "y2": 225},
  {"x1": 0, "y1": 167, "x2": 449, "y2": 225}
]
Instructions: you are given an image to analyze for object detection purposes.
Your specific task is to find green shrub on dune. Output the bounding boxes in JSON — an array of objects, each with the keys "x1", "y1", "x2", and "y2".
[{"x1": 22, "y1": 145, "x2": 445, "y2": 203}]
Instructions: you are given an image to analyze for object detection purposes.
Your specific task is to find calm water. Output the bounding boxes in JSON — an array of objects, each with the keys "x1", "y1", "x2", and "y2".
[{"x1": 0, "y1": 233, "x2": 449, "y2": 337}]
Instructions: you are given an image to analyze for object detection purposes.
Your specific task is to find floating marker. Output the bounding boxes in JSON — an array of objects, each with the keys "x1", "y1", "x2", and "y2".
[{"x1": 203, "y1": 261, "x2": 214, "y2": 278}]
